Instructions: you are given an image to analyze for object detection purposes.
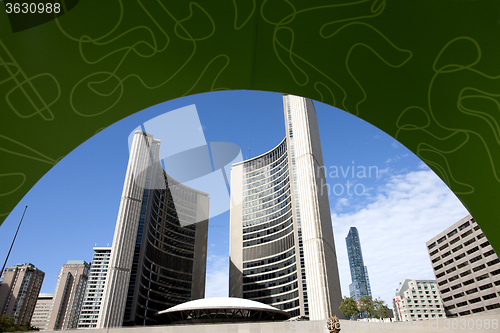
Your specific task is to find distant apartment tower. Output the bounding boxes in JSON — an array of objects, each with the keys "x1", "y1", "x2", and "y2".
[
  {"x1": 345, "y1": 227, "x2": 372, "y2": 301},
  {"x1": 426, "y1": 214, "x2": 500, "y2": 317},
  {"x1": 47, "y1": 260, "x2": 90, "y2": 330},
  {"x1": 78, "y1": 247, "x2": 111, "y2": 329},
  {"x1": 0, "y1": 263, "x2": 44, "y2": 325},
  {"x1": 98, "y1": 131, "x2": 209, "y2": 327},
  {"x1": 30, "y1": 293, "x2": 53, "y2": 330},
  {"x1": 229, "y1": 94, "x2": 342, "y2": 320},
  {"x1": 392, "y1": 279, "x2": 445, "y2": 321}
]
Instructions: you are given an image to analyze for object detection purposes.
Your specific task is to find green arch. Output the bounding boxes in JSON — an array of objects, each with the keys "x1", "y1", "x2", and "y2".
[{"x1": 1, "y1": 0, "x2": 499, "y2": 251}]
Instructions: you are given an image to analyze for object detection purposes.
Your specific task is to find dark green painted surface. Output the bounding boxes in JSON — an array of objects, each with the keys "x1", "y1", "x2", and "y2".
[{"x1": 1, "y1": 0, "x2": 499, "y2": 251}]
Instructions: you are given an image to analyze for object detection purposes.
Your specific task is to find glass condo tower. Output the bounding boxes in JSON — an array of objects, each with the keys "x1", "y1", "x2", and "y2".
[{"x1": 345, "y1": 227, "x2": 372, "y2": 301}]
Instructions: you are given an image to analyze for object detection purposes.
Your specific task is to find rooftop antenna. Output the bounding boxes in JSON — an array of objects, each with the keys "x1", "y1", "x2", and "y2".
[
  {"x1": 248, "y1": 140, "x2": 250, "y2": 159},
  {"x1": 1, "y1": 206, "x2": 27, "y2": 279}
]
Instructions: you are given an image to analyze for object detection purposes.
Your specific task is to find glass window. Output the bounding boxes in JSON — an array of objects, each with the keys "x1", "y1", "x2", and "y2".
[{"x1": 458, "y1": 221, "x2": 470, "y2": 231}]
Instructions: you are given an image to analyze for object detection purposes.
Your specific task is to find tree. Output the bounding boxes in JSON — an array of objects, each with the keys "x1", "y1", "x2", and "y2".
[
  {"x1": 339, "y1": 295, "x2": 390, "y2": 320},
  {"x1": 358, "y1": 296, "x2": 390, "y2": 319},
  {"x1": 372, "y1": 297, "x2": 390, "y2": 319},
  {"x1": 0, "y1": 316, "x2": 39, "y2": 332},
  {"x1": 0, "y1": 316, "x2": 18, "y2": 333},
  {"x1": 339, "y1": 296, "x2": 359, "y2": 319},
  {"x1": 358, "y1": 295, "x2": 374, "y2": 317}
]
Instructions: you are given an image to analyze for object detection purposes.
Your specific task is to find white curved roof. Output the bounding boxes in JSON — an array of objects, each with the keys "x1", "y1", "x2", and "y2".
[{"x1": 158, "y1": 297, "x2": 282, "y2": 314}]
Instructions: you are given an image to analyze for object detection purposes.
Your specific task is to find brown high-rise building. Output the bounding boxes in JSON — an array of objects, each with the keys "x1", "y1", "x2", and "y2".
[
  {"x1": 46, "y1": 260, "x2": 90, "y2": 330},
  {"x1": 0, "y1": 263, "x2": 45, "y2": 325}
]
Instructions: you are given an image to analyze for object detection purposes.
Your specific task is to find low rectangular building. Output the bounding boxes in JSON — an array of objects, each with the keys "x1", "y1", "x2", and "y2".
[
  {"x1": 392, "y1": 279, "x2": 445, "y2": 321},
  {"x1": 30, "y1": 293, "x2": 53, "y2": 330}
]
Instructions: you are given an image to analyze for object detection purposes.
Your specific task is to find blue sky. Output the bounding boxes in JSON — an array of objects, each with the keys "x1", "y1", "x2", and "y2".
[{"x1": 0, "y1": 90, "x2": 469, "y2": 307}]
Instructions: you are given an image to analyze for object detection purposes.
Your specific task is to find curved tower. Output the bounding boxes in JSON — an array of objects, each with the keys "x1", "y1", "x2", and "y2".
[
  {"x1": 229, "y1": 94, "x2": 342, "y2": 320},
  {"x1": 98, "y1": 131, "x2": 209, "y2": 327}
]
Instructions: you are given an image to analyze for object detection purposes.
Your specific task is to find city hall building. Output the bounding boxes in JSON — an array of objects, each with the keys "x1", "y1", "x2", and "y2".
[
  {"x1": 98, "y1": 131, "x2": 209, "y2": 327},
  {"x1": 229, "y1": 94, "x2": 342, "y2": 320}
]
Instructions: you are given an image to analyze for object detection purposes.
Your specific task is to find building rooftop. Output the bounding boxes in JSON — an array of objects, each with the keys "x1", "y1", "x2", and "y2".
[{"x1": 66, "y1": 260, "x2": 88, "y2": 265}]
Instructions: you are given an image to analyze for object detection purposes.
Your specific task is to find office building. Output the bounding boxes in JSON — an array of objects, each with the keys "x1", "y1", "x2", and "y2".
[
  {"x1": 392, "y1": 279, "x2": 445, "y2": 321},
  {"x1": 30, "y1": 293, "x2": 53, "y2": 330},
  {"x1": 0, "y1": 263, "x2": 44, "y2": 325},
  {"x1": 46, "y1": 260, "x2": 90, "y2": 330},
  {"x1": 346, "y1": 227, "x2": 372, "y2": 301},
  {"x1": 229, "y1": 94, "x2": 342, "y2": 320},
  {"x1": 78, "y1": 246, "x2": 111, "y2": 329},
  {"x1": 98, "y1": 131, "x2": 209, "y2": 327},
  {"x1": 426, "y1": 214, "x2": 500, "y2": 317}
]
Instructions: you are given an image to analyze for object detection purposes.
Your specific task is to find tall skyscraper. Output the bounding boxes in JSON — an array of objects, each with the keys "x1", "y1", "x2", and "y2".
[
  {"x1": 426, "y1": 214, "x2": 500, "y2": 317},
  {"x1": 46, "y1": 260, "x2": 90, "y2": 330},
  {"x1": 0, "y1": 263, "x2": 44, "y2": 325},
  {"x1": 345, "y1": 227, "x2": 372, "y2": 301},
  {"x1": 30, "y1": 293, "x2": 53, "y2": 330},
  {"x1": 78, "y1": 246, "x2": 111, "y2": 329},
  {"x1": 229, "y1": 94, "x2": 342, "y2": 320},
  {"x1": 98, "y1": 131, "x2": 209, "y2": 327}
]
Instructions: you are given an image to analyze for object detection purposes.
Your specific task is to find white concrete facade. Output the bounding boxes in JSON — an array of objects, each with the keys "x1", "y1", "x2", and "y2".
[
  {"x1": 98, "y1": 132, "x2": 158, "y2": 328},
  {"x1": 284, "y1": 95, "x2": 342, "y2": 320}
]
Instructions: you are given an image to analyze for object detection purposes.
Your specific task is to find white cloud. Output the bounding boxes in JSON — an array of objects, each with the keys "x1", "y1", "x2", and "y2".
[
  {"x1": 335, "y1": 198, "x2": 349, "y2": 212},
  {"x1": 205, "y1": 254, "x2": 229, "y2": 298},
  {"x1": 377, "y1": 167, "x2": 390, "y2": 179},
  {"x1": 385, "y1": 154, "x2": 409, "y2": 164},
  {"x1": 331, "y1": 170, "x2": 469, "y2": 307},
  {"x1": 418, "y1": 162, "x2": 430, "y2": 170}
]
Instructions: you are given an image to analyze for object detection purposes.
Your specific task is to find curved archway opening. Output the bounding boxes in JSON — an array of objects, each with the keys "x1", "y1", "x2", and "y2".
[{"x1": 0, "y1": 90, "x2": 473, "y2": 320}]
